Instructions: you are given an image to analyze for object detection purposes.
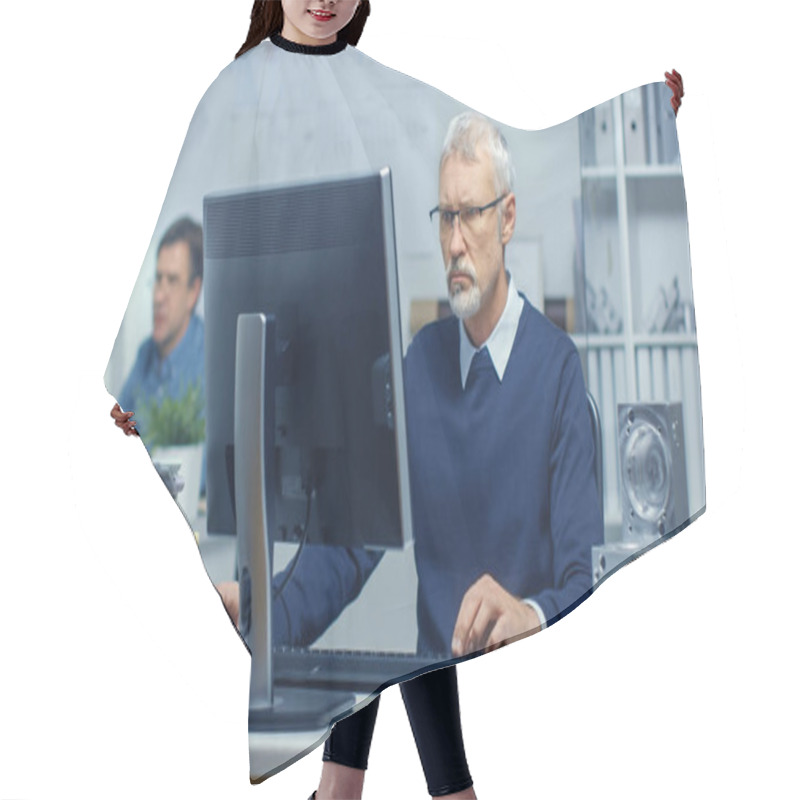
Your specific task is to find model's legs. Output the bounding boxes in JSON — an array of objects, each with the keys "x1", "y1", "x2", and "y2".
[
  {"x1": 316, "y1": 666, "x2": 475, "y2": 799},
  {"x1": 316, "y1": 696, "x2": 380, "y2": 799},
  {"x1": 400, "y1": 666, "x2": 475, "y2": 798}
]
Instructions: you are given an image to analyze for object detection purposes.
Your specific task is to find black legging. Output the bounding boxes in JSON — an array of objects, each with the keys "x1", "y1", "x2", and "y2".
[{"x1": 323, "y1": 665, "x2": 473, "y2": 797}]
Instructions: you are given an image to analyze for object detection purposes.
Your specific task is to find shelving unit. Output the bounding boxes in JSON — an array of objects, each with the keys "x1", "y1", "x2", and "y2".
[{"x1": 575, "y1": 85, "x2": 705, "y2": 538}]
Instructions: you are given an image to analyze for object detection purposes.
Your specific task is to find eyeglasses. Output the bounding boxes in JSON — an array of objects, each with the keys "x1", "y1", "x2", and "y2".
[{"x1": 429, "y1": 194, "x2": 507, "y2": 239}]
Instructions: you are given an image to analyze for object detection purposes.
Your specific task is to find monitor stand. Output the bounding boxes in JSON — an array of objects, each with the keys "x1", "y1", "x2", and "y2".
[{"x1": 235, "y1": 313, "x2": 355, "y2": 730}]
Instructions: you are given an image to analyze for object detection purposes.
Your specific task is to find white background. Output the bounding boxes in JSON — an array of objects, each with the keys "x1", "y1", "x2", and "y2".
[{"x1": 1, "y1": 1, "x2": 797, "y2": 798}]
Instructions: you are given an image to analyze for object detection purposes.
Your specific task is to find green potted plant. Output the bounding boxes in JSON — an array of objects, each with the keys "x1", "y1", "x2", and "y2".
[{"x1": 141, "y1": 380, "x2": 205, "y2": 524}]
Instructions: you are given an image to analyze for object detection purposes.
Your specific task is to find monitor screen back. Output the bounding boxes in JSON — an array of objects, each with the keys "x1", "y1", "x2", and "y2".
[{"x1": 203, "y1": 170, "x2": 411, "y2": 550}]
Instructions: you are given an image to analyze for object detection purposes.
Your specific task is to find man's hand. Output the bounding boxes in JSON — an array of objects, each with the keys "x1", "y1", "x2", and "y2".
[
  {"x1": 110, "y1": 402, "x2": 139, "y2": 436},
  {"x1": 217, "y1": 581, "x2": 240, "y2": 628},
  {"x1": 665, "y1": 69, "x2": 684, "y2": 116},
  {"x1": 451, "y1": 574, "x2": 542, "y2": 657}
]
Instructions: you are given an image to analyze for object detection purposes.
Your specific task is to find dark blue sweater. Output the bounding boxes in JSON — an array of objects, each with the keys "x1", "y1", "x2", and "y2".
[
  {"x1": 272, "y1": 298, "x2": 603, "y2": 655},
  {"x1": 406, "y1": 301, "x2": 603, "y2": 654}
]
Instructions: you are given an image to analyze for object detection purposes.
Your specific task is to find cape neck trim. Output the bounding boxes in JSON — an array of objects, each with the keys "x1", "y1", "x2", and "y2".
[{"x1": 270, "y1": 32, "x2": 347, "y2": 56}]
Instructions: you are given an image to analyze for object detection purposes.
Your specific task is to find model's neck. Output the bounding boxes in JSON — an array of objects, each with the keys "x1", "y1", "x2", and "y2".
[{"x1": 270, "y1": 31, "x2": 347, "y2": 55}]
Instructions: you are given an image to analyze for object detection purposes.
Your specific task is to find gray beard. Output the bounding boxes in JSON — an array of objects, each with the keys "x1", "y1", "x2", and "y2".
[
  {"x1": 447, "y1": 259, "x2": 482, "y2": 319},
  {"x1": 449, "y1": 281, "x2": 482, "y2": 319}
]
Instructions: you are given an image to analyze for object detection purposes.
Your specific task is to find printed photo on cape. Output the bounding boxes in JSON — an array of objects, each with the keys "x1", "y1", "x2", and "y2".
[
  {"x1": 12, "y1": 2, "x2": 798, "y2": 799},
  {"x1": 104, "y1": 16, "x2": 703, "y2": 782}
]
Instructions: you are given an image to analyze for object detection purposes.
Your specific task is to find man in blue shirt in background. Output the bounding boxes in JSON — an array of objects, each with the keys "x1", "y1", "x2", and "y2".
[{"x1": 114, "y1": 217, "x2": 204, "y2": 442}]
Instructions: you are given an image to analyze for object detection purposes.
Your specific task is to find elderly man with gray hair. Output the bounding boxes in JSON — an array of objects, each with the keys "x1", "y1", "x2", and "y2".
[
  {"x1": 307, "y1": 111, "x2": 603, "y2": 800},
  {"x1": 418, "y1": 109, "x2": 603, "y2": 655}
]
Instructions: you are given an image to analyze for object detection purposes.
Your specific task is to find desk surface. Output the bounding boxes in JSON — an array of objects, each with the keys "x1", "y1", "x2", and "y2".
[{"x1": 249, "y1": 725, "x2": 329, "y2": 782}]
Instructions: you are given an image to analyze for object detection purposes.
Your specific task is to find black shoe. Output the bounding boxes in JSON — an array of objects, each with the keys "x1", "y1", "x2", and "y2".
[{"x1": 308, "y1": 793, "x2": 316, "y2": 800}]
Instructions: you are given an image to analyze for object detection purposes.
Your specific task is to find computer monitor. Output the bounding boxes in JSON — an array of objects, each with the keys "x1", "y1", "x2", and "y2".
[{"x1": 203, "y1": 168, "x2": 411, "y2": 551}]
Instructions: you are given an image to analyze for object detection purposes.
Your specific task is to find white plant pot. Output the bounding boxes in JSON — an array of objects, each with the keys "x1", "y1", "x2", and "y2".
[{"x1": 151, "y1": 443, "x2": 204, "y2": 526}]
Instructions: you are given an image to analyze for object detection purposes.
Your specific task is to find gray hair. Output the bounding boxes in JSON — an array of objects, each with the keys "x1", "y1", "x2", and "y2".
[{"x1": 440, "y1": 111, "x2": 515, "y2": 195}]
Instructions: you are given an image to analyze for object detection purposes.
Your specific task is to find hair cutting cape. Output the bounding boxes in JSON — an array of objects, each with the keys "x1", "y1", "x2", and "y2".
[{"x1": 105, "y1": 37, "x2": 704, "y2": 782}]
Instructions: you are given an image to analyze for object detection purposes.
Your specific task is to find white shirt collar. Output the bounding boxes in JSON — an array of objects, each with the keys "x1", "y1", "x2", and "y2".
[{"x1": 459, "y1": 273, "x2": 524, "y2": 389}]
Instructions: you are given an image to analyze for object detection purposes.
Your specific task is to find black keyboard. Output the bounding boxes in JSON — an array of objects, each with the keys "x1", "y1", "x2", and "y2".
[{"x1": 273, "y1": 646, "x2": 453, "y2": 692}]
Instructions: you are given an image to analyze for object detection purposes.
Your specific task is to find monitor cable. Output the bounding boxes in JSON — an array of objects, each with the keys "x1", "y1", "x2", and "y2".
[{"x1": 273, "y1": 487, "x2": 313, "y2": 600}]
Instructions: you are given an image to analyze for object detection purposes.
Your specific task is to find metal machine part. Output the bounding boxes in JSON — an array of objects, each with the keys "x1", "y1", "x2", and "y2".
[{"x1": 618, "y1": 402, "x2": 689, "y2": 544}]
